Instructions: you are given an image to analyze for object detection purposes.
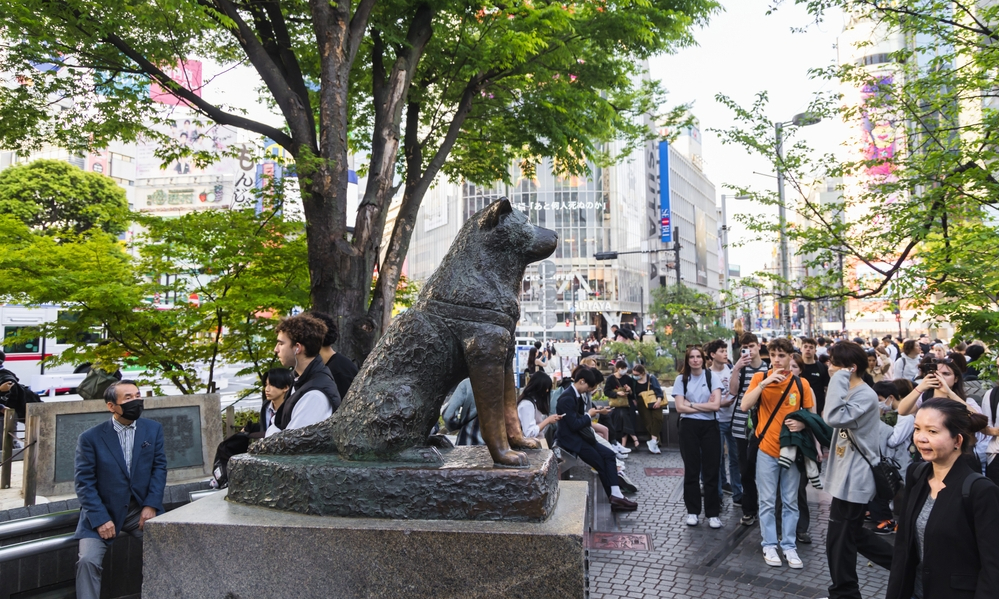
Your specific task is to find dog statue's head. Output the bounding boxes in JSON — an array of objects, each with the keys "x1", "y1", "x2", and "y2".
[{"x1": 477, "y1": 198, "x2": 557, "y2": 265}]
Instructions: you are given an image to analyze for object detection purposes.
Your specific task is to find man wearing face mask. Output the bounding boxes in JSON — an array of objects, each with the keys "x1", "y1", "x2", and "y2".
[{"x1": 74, "y1": 380, "x2": 166, "y2": 599}]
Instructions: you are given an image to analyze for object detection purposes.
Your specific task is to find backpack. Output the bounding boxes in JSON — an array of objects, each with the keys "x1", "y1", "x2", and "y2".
[
  {"x1": 913, "y1": 461, "x2": 991, "y2": 535},
  {"x1": 211, "y1": 432, "x2": 252, "y2": 489},
  {"x1": 964, "y1": 379, "x2": 987, "y2": 402},
  {"x1": 77, "y1": 368, "x2": 121, "y2": 400}
]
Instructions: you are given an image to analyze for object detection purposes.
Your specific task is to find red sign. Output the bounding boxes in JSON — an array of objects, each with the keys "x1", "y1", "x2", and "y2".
[{"x1": 189, "y1": 293, "x2": 200, "y2": 307}]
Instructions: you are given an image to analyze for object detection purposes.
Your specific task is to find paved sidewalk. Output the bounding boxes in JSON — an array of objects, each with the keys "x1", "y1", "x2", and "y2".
[{"x1": 587, "y1": 448, "x2": 892, "y2": 599}]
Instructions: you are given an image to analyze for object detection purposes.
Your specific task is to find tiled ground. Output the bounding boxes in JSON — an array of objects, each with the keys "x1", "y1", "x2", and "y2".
[{"x1": 586, "y1": 448, "x2": 892, "y2": 599}]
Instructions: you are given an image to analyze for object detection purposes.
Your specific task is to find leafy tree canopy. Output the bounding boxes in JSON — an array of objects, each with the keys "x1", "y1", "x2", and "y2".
[
  {"x1": 0, "y1": 206, "x2": 309, "y2": 394},
  {"x1": 0, "y1": 159, "x2": 130, "y2": 237},
  {"x1": 648, "y1": 283, "x2": 730, "y2": 368},
  {"x1": 716, "y1": 0, "x2": 999, "y2": 342},
  {"x1": 0, "y1": 0, "x2": 719, "y2": 362}
]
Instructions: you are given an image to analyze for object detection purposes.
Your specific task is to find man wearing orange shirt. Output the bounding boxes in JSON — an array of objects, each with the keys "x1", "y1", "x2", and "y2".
[{"x1": 741, "y1": 338, "x2": 814, "y2": 570}]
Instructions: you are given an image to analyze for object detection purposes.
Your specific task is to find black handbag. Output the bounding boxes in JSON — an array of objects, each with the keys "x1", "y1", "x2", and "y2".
[
  {"x1": 578, "y1": 423, "x2": 598, "y2": 445},
  {"x1": 844, "y1": 430, "x2": 903, "y2": 501}
]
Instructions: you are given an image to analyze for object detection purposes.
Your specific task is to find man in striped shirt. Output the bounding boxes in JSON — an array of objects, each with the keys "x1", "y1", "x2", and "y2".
[{"x1": 74, "y1": 380, "x2": 166, "y2": 599}]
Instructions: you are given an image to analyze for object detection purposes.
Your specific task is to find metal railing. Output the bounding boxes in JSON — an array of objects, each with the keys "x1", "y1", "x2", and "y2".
[{"x1": 0, "y1": 508, "x2": 80, "y2": 564}]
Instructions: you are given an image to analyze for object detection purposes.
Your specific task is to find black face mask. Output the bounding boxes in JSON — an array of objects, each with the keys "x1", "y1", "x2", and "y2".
[{"x1": 119, "y1": 400, "x2": 144, "y2": 421}]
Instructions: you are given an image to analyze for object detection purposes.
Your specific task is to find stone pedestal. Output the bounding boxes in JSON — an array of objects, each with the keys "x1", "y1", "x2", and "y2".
[
  {"x1": 227, "y1": 446, "x2": 560, "y2": 521},
  {"x1": 142, "y1": 481, "x2": 587, "y2": 599}
]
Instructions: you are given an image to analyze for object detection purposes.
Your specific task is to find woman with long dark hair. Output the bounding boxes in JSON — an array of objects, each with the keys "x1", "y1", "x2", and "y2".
[
  {"x1": 672, "y1": 346, "x2": 723, "y2": 528},
  {"x1": 518, "y1": 372, "x2": 562, "y2": 441},
  {"x1": 886, "y1": 399, "x2": 999, "y2": 599}
]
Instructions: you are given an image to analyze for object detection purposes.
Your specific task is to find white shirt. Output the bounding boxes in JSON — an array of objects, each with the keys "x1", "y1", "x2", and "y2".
[
  {"x1": 672, "y1": 371, "x2": 723, "y2": 421},
  {"x1": 518, "y1": 399, "x2": 546, "y2": 439},
  {"x1": 265, "y1": 390, "x2": 333, "y2": 437},
  {"x1": 711, "y1": 365, "x2": 734, "y2": 423}
]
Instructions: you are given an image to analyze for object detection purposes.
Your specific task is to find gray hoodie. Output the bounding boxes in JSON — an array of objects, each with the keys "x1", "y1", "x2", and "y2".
[{"x1": 821, "y1": 369, "x2": 882, "y2": 504}]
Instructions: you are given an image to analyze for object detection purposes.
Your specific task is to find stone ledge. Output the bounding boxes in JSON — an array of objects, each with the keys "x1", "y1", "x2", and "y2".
[
  {"x1": 143, "y1": 481, "x2": 587, "y2": 599},
  {"x1": 226, "y1": 446, "x2": 560, "y2": 521}
]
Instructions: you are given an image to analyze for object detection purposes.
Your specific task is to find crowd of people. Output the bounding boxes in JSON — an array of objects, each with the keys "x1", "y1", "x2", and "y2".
[
  {"x1": 458, "y1": 327, "x2": 999, "y2": 599},
  {"x1": 42, "y1": 311, "x2": 999, "y2": 599}
]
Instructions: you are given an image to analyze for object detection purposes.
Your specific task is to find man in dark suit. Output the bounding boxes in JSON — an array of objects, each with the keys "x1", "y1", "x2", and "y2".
[
  {"x1": 74, "y1": 380, "x2": 167, "y2": 599},
  {"x1": 556, "y1": 367, "x2": 637, "y2": 512}
]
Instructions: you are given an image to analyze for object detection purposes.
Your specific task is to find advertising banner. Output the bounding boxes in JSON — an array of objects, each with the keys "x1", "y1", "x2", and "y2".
[
  {"x1": 695, "y1": 207, "x2": 708, "y2": 286},
  {"x1": 150, "y1": 61, "x2": 203, "y2": 106},
  {"x1": 658, "y1": 141, "x2": 671, "y2": 243}
]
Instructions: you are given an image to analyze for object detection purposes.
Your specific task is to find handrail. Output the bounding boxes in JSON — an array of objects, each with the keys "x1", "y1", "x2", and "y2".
[
  {"x1": 0, "y1": 532, "x2": 76, "y2": 564},
  {"x1": 0, "y1": 509, "x2": 79, "y2": 541}
]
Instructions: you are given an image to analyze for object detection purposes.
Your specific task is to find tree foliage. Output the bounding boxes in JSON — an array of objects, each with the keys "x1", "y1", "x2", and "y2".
[
  {"x1": 0, "y1": 159, "x2": 130, "y2": 238},
  {"x1": 0, "y1": 207, "x2": 310, "y2": 394},
  {"x1": 648, "y1": 283, "x2": 730, "y2": 367},
  {"x1": 0, "y1": 0, "x2": 719, "y2": 362},
  {"x1": 716, "y1": 1, "x2": 999, "y2": 342}
]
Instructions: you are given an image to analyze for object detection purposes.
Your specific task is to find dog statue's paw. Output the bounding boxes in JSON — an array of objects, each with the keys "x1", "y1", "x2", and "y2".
[
  {"x1": 491, "y1": 448, "x2": 530, "y2": 469},
  {"x1": 509, "y1": 436, "x2": 541, "y2": 450}
]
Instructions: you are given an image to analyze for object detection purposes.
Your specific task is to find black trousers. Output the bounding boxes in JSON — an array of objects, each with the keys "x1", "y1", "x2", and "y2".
[
  {"x1": 737, "y1": 436, "x2": 759, "y2": 517},
  {"x1": 826, "y1": 498, "x2": 894, "y2": 599},
  {"x1": 988, "y1": 457, "x2": 999, "y2": 487},
  {"x1": 776, "y1": 470, "x2": 810, "y2": 534},
  {"x1": 574, "y1": 440, "x2": 620, "y2": 499},
  {"x1": 679, "y1": 418, "x2": 721, "y2": 517}
]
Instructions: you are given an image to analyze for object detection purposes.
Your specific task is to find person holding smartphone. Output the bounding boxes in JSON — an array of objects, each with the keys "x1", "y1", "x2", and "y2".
[{"x1": 730, "y1": 333, "x2": 771, "y2": 526}]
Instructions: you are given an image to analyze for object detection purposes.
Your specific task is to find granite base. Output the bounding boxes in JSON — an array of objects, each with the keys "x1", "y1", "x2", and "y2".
[
  {"x1": 227, "y1": 446, "x2": 560, "y2": 521},
  {"x1": 142, "y1": 481, "x2": 587, "y2": 599}
]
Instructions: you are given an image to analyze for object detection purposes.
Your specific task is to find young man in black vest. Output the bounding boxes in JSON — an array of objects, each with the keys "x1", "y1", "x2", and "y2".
[{"x1": 266, "y1": 314, "x2": 341, "y2": 436}]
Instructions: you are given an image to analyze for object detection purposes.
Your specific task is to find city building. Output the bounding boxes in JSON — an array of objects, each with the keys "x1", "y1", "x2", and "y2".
[{"x1": 407, "y1": 118, "x2": 721, "y2": 341}]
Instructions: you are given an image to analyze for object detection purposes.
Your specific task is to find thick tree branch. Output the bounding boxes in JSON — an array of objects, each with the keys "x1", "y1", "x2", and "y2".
[
  {"x1": 353, "y1": 3, "x2": 434, "y2": 253},
  {"x1": 100, "y1": 32, "x2": 296, "y2": 152}
]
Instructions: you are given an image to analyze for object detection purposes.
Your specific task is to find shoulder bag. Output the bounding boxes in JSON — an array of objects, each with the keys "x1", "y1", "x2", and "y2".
[{"x1": 844, "y1": 430, "x2": 903, "y2": 501}]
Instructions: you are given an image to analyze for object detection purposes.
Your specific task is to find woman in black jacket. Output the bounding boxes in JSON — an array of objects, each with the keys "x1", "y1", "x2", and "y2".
[{"x1": 886, "y1": 398, "x2": 999, "y2": 599}]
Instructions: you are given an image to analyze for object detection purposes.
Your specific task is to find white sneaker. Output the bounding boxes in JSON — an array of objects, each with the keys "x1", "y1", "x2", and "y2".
[
  {"x1": 783, "y1": 548, "x2": 803, "y2": 569},
  {"x1": 763, "y1": 546, "x2": 782, "y2": 567},
  {"x1": 616, "y1": 459, "x2": 626, "y2": 470},
  {"x1": 647, "y1": 439, "x2": 662, "y2": 454},
  {"x1": 612, "y1": 442, "x2": 631, "y2": 454},
  {"x1": 708, "y1": 517, "x2": 722, "y2": 529},
  {"x1": 685, "y1": 514, "x2": 699, "y2": 526}
]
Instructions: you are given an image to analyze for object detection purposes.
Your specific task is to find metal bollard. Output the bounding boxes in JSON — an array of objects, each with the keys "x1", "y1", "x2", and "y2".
[
  {"x1": 1, "y1": 407, "x2": 15, "y2": 489},
  {"x1": 22, "y1": 416, "x2": 39, "y2": 506},
  {"x1": 225, "y1": 405, "x2": 235, "y2": 438}
]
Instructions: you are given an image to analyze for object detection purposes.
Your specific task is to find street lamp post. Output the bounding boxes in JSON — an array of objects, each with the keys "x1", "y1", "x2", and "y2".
[{"x1": 775, "y1": 112, "x2": 821, "y2": 336}]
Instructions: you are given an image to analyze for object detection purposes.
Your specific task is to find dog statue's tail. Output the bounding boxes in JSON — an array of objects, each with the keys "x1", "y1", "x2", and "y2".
[{"x1": 248, "y1": 418, "x2": 338, "y2": 456}]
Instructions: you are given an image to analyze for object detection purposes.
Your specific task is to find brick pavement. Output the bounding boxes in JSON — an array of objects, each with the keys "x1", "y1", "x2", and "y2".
[{"x1": 586, "y1": 448, "x2": 893, "y2": 599}]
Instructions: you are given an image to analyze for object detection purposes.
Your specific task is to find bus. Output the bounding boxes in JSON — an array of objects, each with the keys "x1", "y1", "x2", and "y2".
[{"x1": 0, "y1": 304, "x2": 96, "y2": 390}]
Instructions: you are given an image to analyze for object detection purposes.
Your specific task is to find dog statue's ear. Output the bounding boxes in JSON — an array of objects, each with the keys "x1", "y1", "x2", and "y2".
[{"x1": 483, "y1": 198, "x2": 513, "y2": 229}]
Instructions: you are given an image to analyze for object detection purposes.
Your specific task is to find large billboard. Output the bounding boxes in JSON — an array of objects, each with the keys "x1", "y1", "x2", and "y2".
[
  {"x1": 150, "y1": 61, "x2": 203, "y2": 106},
  {"x1": 860, "y1": 75, "x2": 899, "y2": 177},
  {"x1": 695, "y1": 207, "x2": 708, "y2": 286}
]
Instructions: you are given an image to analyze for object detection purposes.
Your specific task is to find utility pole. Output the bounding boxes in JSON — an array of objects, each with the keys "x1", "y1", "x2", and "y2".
[
  {"x1": 775, "y1": 122, "x2": 790, "y2": 336},
  {"x1": 673, "y1": 226, "x2": 681, "y2": 290}
]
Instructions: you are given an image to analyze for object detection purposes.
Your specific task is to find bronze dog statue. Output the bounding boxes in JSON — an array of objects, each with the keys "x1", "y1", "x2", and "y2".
[{"x1": 251, "y1": 198, "x2": 557, "y2": 467}]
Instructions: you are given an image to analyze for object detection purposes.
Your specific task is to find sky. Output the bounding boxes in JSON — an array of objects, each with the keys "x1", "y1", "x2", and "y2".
[
  {"x1": 199, "y1": 0, "x2": 853, "y2": 277},
  {"x1": 649, "y1": 0, "x2": 850, "y2": 276}
]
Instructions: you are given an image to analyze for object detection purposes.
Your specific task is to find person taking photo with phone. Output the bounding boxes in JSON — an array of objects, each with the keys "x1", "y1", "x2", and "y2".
[{"x1": 730, "y1": 333, "x2": 770, "y2": 526}]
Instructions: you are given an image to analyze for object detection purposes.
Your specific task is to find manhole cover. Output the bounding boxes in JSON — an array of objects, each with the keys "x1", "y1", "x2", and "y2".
[
  {"x1": 586, "y1": 532, "x2": 652, "y2": 551},
  {"x1": 645, "y1": 467, "x2": 684, "y2": 476}
]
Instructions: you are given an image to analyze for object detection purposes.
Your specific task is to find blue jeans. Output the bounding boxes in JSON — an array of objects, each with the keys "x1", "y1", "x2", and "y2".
[
  {"x1": 718, "y1": 420, "x2": 743, "y2": 500},
  {"x1": 756, "y1": 450, "x2": 800, "y2": 552}
]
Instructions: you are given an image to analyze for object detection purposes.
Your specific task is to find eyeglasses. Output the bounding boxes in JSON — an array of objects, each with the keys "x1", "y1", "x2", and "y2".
[
  {"x1": 686, "y1": 344, "x2": 702, "y2": 349},
  {"x1": 932, "y1": 358, "x2": 954, "y2": 365}
]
